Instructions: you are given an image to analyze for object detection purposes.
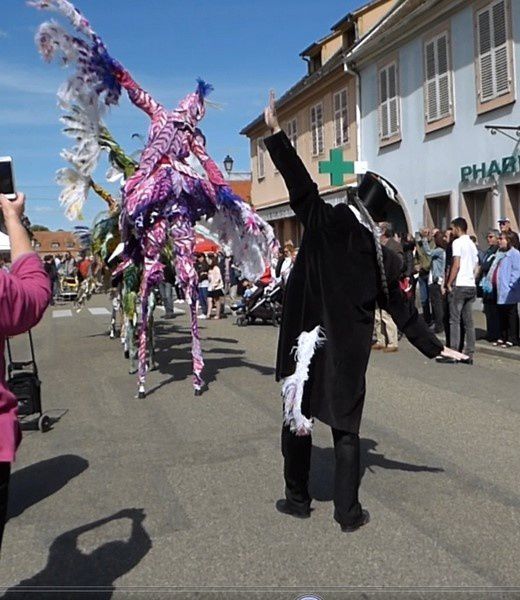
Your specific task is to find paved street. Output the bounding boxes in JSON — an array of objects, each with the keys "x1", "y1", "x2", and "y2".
[{"x1": 1, "y1": 298, "x2": 519, "y2": 599}]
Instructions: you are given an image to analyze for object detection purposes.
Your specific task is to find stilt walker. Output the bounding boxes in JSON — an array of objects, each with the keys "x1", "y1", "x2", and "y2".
[{"x1": 31, "y1": 0, "x2": 278, "y2": 398}]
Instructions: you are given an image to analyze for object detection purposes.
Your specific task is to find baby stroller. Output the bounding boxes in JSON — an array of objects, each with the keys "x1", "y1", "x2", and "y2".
[
  {"x1": 6, "y1": 331, "x2": 51, "y2": 432},
  {"x1": 233, "y1": 283, "x2": 283, "y2": 327},
  {"x1": 59, "y1": 275, "x2": 78, "y2": 301}
]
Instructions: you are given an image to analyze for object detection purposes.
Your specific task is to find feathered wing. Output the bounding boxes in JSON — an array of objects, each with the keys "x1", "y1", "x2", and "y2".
[
  {"x1": 30, "y1": 0, "x2": 125, "y2": 220},
  {"x1": 209, "y1": 187, "x2": 279, "y2": 281}
]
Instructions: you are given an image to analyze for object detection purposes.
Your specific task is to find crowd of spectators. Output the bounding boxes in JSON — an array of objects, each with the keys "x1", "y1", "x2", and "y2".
[{"x1": 372, "y1": 216, "x2": 520, "y2": 358}]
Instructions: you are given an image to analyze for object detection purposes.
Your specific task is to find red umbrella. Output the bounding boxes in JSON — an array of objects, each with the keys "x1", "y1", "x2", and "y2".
[{"x1": 195, "y1": 233, "x2": 220, "y2": 254}]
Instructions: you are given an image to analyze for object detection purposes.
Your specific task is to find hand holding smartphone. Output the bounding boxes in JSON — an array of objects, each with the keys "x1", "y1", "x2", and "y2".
[{"x1": 0, "y1": 156, "x2": 16, "y2": 200}]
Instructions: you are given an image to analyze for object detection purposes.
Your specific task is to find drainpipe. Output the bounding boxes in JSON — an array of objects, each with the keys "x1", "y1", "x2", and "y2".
[
  {"x1": 344, "y1": 20, "x2": 362, "y2": 185},
  {"x1": 344, "y1": 58, "x2": 362, "y2": 186}
]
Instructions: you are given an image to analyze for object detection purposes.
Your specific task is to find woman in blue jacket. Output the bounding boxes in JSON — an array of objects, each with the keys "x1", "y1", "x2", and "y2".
[{"x1": 493, "y1": 231, "x2": 520, "y2": 347}]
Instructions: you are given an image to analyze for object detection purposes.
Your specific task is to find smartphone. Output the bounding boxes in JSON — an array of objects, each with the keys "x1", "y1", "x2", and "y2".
[{"x1": 0, "y1": 156, "x2": 16, "y2": 200}]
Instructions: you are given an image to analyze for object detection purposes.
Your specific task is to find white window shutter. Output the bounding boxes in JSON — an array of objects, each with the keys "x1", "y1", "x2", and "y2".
[
  {"x1": 478, "y1": 0, "x2": 510, "y2": 102},
  {"x1": 379, "y1": 69, "x2": 388, "y2": 138},
  {"x1": 493, "y1": 0, "x2": 510, "y2": 94},
  {"x1": 388, "y1": 65, "x2": 399, "y2": 136},
  {"x1": 425, "y1": 40, "x2": 437, "y2": 121},
  {"x1": 478, "y1": 7, "x2": 494, "y2": 101},
  {"x1": 437, "y1": 34, "x2": 451, "y2": 118}
]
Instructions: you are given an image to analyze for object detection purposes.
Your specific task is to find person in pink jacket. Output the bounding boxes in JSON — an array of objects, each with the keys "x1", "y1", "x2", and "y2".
[{"x1": 0, "y1": 192, "x2": 51, "y2": 552}]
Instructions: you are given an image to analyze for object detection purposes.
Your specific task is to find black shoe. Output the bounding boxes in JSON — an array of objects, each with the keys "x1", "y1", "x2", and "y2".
[
  {"x1": 435, "y1": 356, "x2": 457, "y2": 364},
  {"x1": 340, "y1": 509, "x2": 370, "y2": 533},
  {"x1": 459, "y1": 357, "x2": 473, "y2": 365},
  {"x1": 275, "y1": 499, "x2": 311, "y2": 519}
]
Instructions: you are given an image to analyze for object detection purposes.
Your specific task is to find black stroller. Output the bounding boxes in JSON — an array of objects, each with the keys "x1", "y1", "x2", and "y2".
[
  {"x1": 6, "y1": 331, "x2": 51, "y2": 432},
  {"x1": 233, "y1": 283, "x2": 283, "y2": 327}
]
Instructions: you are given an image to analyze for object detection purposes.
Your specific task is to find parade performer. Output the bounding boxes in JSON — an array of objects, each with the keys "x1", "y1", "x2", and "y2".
[
  {"x1": 31, "y1": 0, "x2": 277, "y2": 398},
  {"x1": 263, "y1": 92, "x2": 467, "y2": 532}
]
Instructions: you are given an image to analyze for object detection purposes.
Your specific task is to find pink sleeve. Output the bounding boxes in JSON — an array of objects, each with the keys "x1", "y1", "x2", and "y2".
[
  {"x1": 117, "y1": 69, "x2": 163, "y2": 117},
  {"x1": 0, "y1": 253, "x2": 51, "y2": 336}
]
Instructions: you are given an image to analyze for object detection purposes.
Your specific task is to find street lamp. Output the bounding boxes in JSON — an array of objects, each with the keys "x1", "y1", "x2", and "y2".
[{"x1": 223, "y1": 154, "x2": 234, "y2": 177}]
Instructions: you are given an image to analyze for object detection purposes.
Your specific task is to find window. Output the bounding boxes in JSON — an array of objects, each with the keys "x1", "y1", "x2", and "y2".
[
  {"x1": 310, "y1": 103, "x2": 324, "y2": 156},
  {"x1": 333, "y1": 89, "x2": 348, "y2": 147},
  {"x1": 378, "y1": 61, "x2": 400, "y2": 144},
  {"x1": 476, "y1": 0, "x2": 514, "y2": 112},
  {"x1": 257, "y1": 138, "x2": 265, "y2": 180},
  {"x1": 51, "y1": 242, "x2": 60, "y2": 250},
  {"x1": 424, "y1": 31, "x2": 453, "y2": 127},
  {"x1": 286, "y1": 118, "x2": 298, "y2": 150},
  {"x1": 66, "y1": 241, "x2": 75, "y2": 248}
]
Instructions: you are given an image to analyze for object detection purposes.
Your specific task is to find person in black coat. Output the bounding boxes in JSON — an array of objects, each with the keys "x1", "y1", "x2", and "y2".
[{"x1": 263, "y1": 92, "x2": 466, "y2": 532}]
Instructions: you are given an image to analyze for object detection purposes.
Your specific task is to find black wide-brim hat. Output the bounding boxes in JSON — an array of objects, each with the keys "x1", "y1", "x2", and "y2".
[{"x1": 357, "y1": 171, "x2": 401, "y2": 222}]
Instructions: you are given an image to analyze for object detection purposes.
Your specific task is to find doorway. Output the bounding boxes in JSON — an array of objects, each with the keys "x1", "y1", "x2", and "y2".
[
  {"x1": 462, "y1": 189, "x2": 492, "y2": 247},
  {"x1": 505, "y1": 184, "x2": 520, "y2": 232},
  {"x1": 425, "y1": 195, "x2": 451, "y2": 230}
]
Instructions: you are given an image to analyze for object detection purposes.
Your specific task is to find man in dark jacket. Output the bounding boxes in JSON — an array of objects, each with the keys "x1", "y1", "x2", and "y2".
[{"x1": 263, "y1": 92, "x2": 466, "y2": 532}]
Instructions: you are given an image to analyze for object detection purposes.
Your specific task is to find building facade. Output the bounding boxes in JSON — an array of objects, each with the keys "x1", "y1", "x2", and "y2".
[
  {"x1": 347, "y1": 0, "x2": 520, "y2": 245},
  {"x1": 32, "y1": 230, "x2": 81, "y2": 258},
  {"x1": 241, "y1": 0, "x2": 396, "y2": 246}
]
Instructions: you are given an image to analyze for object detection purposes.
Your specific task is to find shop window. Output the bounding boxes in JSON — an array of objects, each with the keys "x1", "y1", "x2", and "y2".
[
  {"x1": 505, "y1": 184, "x2": 520, "y2": 231},
  {"x1": 425, "y1": 195, "x2": 451, "y2": 230},
  {"x1": 462, "y1": 189, "x2": 492, "y2": 246}
]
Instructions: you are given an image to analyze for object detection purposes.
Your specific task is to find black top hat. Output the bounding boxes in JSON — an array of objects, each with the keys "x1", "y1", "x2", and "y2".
[{"x1": 357, "y1": 171, "x2": 401, "y2": 223}]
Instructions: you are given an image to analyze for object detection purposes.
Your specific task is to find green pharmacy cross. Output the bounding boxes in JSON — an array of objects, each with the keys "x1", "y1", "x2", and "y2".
[{"x1": 319, "y1": 148, "x2": 355, "y2": 186}]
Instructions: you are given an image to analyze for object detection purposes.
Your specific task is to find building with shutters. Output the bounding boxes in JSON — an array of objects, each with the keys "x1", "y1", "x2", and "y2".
[
  {"x1": 240, "y1": 0, "x2": 396, "y2": 246},
  {"x1": 345, "y1": 0, "x2": 520, "y2": 245}
]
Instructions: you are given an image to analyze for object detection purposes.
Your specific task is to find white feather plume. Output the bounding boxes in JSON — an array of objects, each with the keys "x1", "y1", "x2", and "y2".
[
  {"x1": 56, "y1": 167, "x2": 90, "y2": 220},
  {"x1": 281, "y1": 326, "x2": 327, "y2": 436}
]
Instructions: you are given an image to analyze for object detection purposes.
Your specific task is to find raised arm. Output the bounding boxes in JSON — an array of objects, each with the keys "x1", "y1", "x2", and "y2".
[
  {"x1": 263, "y1": 91, "x2": 333, "y2": 230},
  {"x1": 0, "y1": 193, "x2": 51, "y2": 336},
  {"x1": 113, "y1": 62, "x2": 163, "y2": 118},
  {"x1": 190, "y1": 130, "x2": 226, "y2": 187}
]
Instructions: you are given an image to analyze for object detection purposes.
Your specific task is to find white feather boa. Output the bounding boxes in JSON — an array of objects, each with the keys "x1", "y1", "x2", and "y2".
[{"x1": 281, "y1": 325, "x2": 327, "y2": 436}]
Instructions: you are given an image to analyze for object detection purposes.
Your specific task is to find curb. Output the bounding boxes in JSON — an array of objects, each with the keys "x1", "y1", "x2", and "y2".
[
  {"x1": 474, "y1": 343, "x2": 520, "y2": 362},
  {"x1": 436, "y1": 333, "x2": 520, "y2": 362}
]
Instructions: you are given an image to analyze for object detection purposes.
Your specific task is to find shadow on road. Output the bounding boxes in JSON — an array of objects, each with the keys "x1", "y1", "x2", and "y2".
[
  {"x1": 145, "y1": 332, "x2": 275, "y2": 396},
  {"x1": 2, "y1": 509, "x2": 152, "y2": 600},
  {"x1": 7, "y1": 455, "x2": 89, "y2": 520},
  {"x1": 309, "y1": 439, "x2": 444, "y2": 502}
]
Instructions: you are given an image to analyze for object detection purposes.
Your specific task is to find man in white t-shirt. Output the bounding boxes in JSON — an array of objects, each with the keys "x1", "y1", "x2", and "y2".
[{"x1": 446, "y1": 217, "x2": 479, "y2": 360}]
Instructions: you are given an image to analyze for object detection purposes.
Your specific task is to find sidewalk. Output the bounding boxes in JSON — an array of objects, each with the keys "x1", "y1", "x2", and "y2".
[{"x1": 435, "y1": 306, "x2": 520, "y2": 362}]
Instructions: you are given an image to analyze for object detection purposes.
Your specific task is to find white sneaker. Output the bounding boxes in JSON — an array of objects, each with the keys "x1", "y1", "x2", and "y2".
[{"x1": 198, "y1": 314, "x2": 207, "y2": 319}]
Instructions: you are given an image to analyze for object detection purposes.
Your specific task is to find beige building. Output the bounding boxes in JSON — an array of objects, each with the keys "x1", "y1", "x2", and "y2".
[{"x1": 240, "y1": 0, "x2": 396, "y2": 246}]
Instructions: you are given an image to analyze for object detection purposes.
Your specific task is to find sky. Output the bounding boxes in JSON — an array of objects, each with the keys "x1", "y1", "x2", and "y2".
[{"x1": 0, "y1": 0, "x2": 360, "y2": 230}]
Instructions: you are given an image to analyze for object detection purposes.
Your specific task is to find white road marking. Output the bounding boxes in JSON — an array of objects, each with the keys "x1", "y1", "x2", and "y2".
[
  {"x1": 53, "y1": 310, "x2": 73, "y2": 318},
  {"x1": 88, "y1": 308, "x2": 111, "y2": 316}
]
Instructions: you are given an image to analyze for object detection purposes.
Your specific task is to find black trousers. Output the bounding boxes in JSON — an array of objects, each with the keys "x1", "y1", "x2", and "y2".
[
  {"x1": 498, "y1": 304, "x2": 520, "y2": 344},
  {"x1": 0, "y1": 462, "x2": 11, "y2": 552},
  {"x1": 483, "y1": 302, "x2": 501, "y2": 342},
  {"x1": 281, "y1": 425, "x2": 362, "y2": 526},
  {"x1": 428, "y1": 283, "x2": 444, "y2": 332}
]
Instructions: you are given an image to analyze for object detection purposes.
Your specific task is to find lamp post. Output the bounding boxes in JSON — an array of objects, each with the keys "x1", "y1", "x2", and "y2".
[{"x1": 223, "y1": 154, "x2": 234, "y2": 179}]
